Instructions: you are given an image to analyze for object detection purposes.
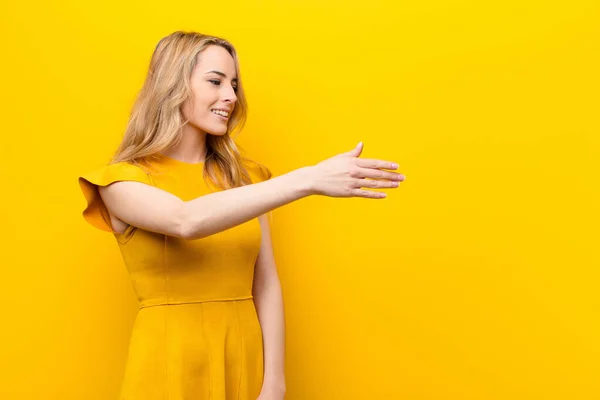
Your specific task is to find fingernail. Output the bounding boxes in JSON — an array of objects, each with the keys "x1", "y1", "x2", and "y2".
[{"x1": 392, "y1": 163, "x2": 398, "y2": 169}]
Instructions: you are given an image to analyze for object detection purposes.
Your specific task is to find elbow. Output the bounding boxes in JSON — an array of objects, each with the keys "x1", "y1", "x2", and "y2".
[
  {"x1": 174, "y1": 202, "x2": 204, "y2": 240},
  {"x1": 173, "y1": 202, "x2": 192, "y2": 239}
]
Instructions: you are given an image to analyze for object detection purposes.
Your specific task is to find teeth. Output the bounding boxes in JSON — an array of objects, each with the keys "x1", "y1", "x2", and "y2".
[{"x1": 211, "y1": 109, "x2": 229, "y2": 117}]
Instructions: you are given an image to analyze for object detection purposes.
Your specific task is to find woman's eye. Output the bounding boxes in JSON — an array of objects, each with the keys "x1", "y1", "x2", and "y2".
[{"x1": 209, "y1": 80, "x2": 237, "y2": 92}]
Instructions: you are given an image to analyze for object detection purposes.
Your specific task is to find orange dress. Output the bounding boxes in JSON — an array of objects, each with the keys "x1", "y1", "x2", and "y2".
[{"x1": 78, "y1": 154, "x2": 271, "y2": 400}]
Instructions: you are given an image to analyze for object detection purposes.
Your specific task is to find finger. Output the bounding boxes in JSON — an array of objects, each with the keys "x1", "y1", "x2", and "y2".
[
  {"x1": 356, "y1": 158, "x2": 398, "y2": 170},
  {"x1": 356, "y1": 168, "x2": 404, "y2": 181},
  {"x1": 355, "y1": 178, "x2": 400, "y2": 189},
  {"x1": 342, "y1": 141, "x2": 363, "y2": 157},
  {"x1": 351, "y1": 188, "x2": 387, "y2": 199}
]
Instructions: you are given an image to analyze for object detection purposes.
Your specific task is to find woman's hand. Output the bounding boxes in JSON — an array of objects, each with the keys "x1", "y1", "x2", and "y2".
[{"x1": 308, "y1": 142, "x2": 405, "y2": 199}]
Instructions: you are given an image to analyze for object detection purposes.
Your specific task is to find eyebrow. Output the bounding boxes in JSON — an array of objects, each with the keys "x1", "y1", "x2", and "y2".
[{"x1": 205, "y1": 70, "x2": 238, "y2": 82}]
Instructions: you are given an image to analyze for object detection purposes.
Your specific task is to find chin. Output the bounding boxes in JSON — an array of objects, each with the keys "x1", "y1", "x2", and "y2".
[{"x1": 205, "y1": 127, "x2": 229, "y2": 136}]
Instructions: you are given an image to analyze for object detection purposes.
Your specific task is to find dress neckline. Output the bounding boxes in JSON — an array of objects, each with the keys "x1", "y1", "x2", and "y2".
[{"x1": 157, "y1": 153, "x2": 205, "y2": 167}]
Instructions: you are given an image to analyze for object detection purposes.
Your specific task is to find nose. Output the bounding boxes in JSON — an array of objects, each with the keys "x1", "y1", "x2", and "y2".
[{"x1": 223, "y1": 86, "x2": 237, "y2": 104}]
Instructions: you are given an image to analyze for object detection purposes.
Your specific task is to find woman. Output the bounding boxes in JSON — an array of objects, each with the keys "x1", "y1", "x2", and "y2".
[{"x1": 78, "y1": 31, "x2": 405, "y2": 400}]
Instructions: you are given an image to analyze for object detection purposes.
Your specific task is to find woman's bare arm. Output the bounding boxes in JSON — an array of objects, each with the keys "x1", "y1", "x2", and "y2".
[{"x1": 98, "y1": 144, "x2": 403, "y2": 240}]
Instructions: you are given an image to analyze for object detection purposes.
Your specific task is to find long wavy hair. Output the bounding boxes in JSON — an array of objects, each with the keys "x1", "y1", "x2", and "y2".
[{"x1": 109, "y1": 31, "x2": 270, "y2": 189}]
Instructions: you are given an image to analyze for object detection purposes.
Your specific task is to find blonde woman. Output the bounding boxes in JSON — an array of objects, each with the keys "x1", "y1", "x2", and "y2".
[{"x1": 78, "y1": 31, "x2": 405, "y2": 400}]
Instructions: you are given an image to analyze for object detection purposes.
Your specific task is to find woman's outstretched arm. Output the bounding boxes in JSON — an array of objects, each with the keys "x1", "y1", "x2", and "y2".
[{"x1": 98, "y1": 144, "x2": 403, "y2": 239}]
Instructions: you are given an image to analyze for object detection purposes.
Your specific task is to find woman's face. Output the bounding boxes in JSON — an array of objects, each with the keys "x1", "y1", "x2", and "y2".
[{"x1": 182, "y1": 45, "x2": 238, "y2": 136}]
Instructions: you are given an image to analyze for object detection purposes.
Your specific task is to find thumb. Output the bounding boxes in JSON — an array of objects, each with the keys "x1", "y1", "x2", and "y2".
[{"x1": 346, "y1": 141, "x2": 363, "y2": 157}]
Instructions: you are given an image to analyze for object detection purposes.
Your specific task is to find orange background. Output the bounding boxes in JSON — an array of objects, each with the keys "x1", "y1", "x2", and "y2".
[{"x1": 0, "y1": 0, "x2": 598, "y2": 399}]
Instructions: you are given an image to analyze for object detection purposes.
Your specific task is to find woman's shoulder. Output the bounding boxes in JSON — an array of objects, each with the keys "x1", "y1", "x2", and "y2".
[
  {"x1": 80, "y1": 161, "x2": 153, "y2": 186},
  {"x1": 78, "y1": 161, "x2": 154, "y2": 233}
]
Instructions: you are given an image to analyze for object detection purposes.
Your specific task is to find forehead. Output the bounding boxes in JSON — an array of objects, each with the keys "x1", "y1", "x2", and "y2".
[{"x1": 196, "y1": 45, "x2": 237, "y2": 77}]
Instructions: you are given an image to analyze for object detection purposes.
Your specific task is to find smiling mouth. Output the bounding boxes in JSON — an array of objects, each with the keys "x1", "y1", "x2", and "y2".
[{"x1": 211, "y1": 109, "x2": 229, "y2": 119}]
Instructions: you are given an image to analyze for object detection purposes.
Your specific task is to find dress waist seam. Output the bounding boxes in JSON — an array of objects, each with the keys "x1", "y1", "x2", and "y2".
[{"x1": 139, "y1": 295, "x2": 254, "y2": 309}]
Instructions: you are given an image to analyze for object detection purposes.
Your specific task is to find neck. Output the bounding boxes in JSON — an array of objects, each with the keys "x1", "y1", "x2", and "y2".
[{"x1": 163, "y1": 124, "x2": 208, "y2": 163}]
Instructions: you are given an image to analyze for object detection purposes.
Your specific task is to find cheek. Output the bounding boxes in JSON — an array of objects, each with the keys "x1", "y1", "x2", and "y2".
[
  {"x1": 182, "y1": 99, "x2": 211, "y2": 122},
  {"x1": 181, "y1": 100, "x2": 192, "y2": 119},
  {"x1": 183, "y1": 86, "x2": 214, "y2": 115}
]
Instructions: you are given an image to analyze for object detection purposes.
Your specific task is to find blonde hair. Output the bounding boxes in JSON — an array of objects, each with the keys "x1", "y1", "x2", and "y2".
[{"x1": 110, "y1": 31, "x2": 270, "y2": 189}]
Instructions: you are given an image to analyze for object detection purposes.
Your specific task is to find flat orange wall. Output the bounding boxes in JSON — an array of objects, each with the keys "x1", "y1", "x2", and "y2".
[{"x1": 1, "y1": 0, "x2": 598, "y2": 398}]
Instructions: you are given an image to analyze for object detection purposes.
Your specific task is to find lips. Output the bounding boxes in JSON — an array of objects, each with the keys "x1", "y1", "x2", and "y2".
[
  {"x1": 210, "y1": 109, "x2": 230, "y2": 121},
  {"x1": 212, "y1": 112, "x2": 228, "y2": 121}
]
